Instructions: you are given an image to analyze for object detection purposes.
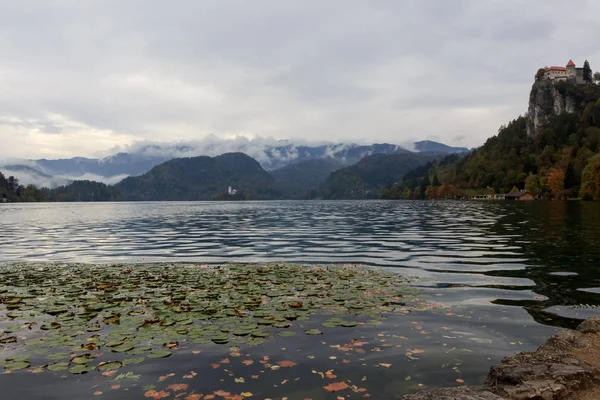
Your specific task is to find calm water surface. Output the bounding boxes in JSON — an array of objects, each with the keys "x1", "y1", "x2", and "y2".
[{"x1": 1, "y1": 200, "x2": 600, "y2": 399}]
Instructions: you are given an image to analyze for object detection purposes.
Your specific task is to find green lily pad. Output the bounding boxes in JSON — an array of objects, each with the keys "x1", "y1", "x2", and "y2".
[
  {"x1": 123, "y1": 357, "x2": 145, "y2": 365},
  {"x1": 47, "y1": 362, "x2": 70, "y2": 371},
  {"x1": 147, "y1": 349, "x2": 172, "y2": 359},
  {"x1": 5, "y1": 361, "x2": 30, "y2": 371},
  {"x1": 71, "y1": 355, "x2": 93, "y2": 364},
  {"x1": 304, "y1": 329, "x2": 323, "y2": 335},
  {"x1": 68, "y1": 364, "x2": 94, "y2": 374},
  {"x1": 278, "y1": 331, "x2": 296, "y2": 337},
  {"x1": 98, "y1": 361, "x2": 122, "y2": 371}
]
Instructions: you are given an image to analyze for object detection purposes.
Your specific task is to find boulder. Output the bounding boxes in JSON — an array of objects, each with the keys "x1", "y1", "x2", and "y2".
[{"x1": 402, "y1": 386, "x2": 504, "y2": 400}]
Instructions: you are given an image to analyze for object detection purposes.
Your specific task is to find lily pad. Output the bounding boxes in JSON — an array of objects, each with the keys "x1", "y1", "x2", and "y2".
[
  {"x1": 305, "y1": 329, "x2": 323, "y2": 335},
  {"x1": 147, "y1": 349, "x2": 172, "y2": 359},
  {"x1": 47, "y1": 362, "x2": 70, "y2": 371},
  {"x1": 68, "y1": 365, "x2": 94, "y2": 374},
  {"x1": 98, "y1": 361, "x2": 123, "y2": 371},
  {"x1": 5, "y1": 361, "x2": 30, "y2": 371}
]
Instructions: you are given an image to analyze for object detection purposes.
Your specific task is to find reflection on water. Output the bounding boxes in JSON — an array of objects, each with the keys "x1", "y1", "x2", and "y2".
[
  {"x1": 2, "y1": 200, "x2": 600, "y2": 325},
  {"x1": 1, "y1": 200, "x2": 600, "y2": 398}
]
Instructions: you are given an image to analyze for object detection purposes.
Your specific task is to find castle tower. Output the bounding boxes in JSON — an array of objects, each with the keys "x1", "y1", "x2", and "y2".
[{"x1": 566, "y1": 59, "x2": 576, "y2": 77}]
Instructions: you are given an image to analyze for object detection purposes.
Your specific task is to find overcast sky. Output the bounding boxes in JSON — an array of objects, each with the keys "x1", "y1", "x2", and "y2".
[{"x1": 1, "y1": 0, "x2": 599, "y2": 159}]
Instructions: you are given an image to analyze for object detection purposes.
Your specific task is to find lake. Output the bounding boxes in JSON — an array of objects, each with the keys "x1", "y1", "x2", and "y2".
[{"x1": 1, "y1": 200, "x2": 600, "y2": 399}]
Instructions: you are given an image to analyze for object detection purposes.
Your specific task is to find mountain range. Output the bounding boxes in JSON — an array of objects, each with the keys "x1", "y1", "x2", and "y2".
[{"x1": 0, "y1": 140, "x2": 469, "y2": 188}]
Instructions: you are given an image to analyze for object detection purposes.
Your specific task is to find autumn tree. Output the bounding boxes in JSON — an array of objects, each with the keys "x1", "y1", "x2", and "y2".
[
  {"x1": 579, "y1": 155, "x2": 600, "y2": 200},
  {"x1": 546, "y1": 168, "x2": 565, "y2": 195},
  {"x1": 583, "y1": 60, "x2": 592, "y2": 83}
]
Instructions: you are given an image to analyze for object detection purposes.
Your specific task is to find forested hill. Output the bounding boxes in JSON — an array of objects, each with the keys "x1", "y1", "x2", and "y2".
[
  {"x1": 317, "y1": 152, "x2": 441, "y2": 199},
  {"x1": 114, "y1": 153, "x2": 281, "y2": 201},
  {"x1": 382, "y1": 79, "x2": 600, "y2": 200},
  {"x1": 270, "y1": 159, "x2": 343, "y2": 199}
]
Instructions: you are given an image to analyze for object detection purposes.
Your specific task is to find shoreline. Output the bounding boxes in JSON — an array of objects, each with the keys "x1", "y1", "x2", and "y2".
[{"x1": 403, "y1": 317, "x2": 600, "y2": 400}]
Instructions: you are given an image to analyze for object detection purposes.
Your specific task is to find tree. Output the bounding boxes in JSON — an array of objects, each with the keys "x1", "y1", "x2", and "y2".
[
  {"x1": 579, "y1": 155, "x2": 600, "y2": 200},
  {"x1": 594, "y1": 71, "x2": 600, "y2": 84},
  {"x1": 583, "y1": 60, "x2": 592, "y2": 83},
  {"x1": 432, "y1": 174, "x2": 440, "y2": 186},
  {"x1": 525, "y1": 173, "x2": 540, "y2": 194},
  {"x1": 536, "y1": 68, "x2": 546, "y2": 81},
  {"x1": 546, "y1": 168, "x2": 565, "y2": 195}
]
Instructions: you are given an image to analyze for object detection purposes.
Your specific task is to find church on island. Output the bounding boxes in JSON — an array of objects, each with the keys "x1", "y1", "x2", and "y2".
[{"x1": 543, "y1": 60, "x2": 585, "y2": 84}]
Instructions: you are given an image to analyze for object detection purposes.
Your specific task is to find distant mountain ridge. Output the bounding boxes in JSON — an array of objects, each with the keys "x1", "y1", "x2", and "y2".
[{"x1": 1, "y1": 140, "x2": 468, "y2": 186}]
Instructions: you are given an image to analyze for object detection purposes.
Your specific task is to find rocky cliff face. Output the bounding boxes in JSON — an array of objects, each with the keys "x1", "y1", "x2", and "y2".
[{"x1": 526, "y1": 80, "x2": 576, "y2": 137}]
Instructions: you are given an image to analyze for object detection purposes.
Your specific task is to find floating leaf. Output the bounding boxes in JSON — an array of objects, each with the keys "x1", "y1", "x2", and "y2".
[
  {"x1": 5, "y1": 361, "x2": 30, "y2": 371},
  {"x1": 323, "y1": 382, "x2": 349, "y2": 392},
  {"x1": 47, "y1": 362, "x2": 70, "y2": 371},
  {"x1": 147, "y1": 349, "x2": 172, "y2": 359},
  {"x1": 68, "y1": 364, "x2": 94, "y2": 374},
  {"x1": 305, "y1": 329, "x2": 323, "y2": 335},
  {"x1": 98, "y1": 361, "x2": 123, "y2": 371},
  {"x1": 123, "y1": 357, "x2": 145, "y2": 365},
  {"x1": 278, "y1": 360, "x2": 297, "y2": 368}
]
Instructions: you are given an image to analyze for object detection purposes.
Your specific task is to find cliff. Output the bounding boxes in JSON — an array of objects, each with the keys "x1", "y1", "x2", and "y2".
[
  {"x1": 526, "y1": 79, "x2": 600, "y2": 137},
  {"x1": 526, "y1": 80, "x2": 577, "y2": 137}
]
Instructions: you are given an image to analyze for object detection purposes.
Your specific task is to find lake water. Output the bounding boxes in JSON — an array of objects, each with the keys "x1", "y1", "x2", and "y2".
[{"x1": 1, "y1": 200, "x2": 600, "y2": 399}]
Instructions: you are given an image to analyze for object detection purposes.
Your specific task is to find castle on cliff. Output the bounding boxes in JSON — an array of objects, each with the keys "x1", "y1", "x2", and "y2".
[{"x1": 543, "y1": 60, "x2": 585, "y2": 84}]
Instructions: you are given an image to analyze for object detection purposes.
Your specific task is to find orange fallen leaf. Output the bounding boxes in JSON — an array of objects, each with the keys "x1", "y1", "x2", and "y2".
[
  {"x1": 411, "y1": 349, "x2": 425, "y2": 354},
  {"x1": 185, "y1": 395, "x2": 203, "y2": 400},
  {"x1": 241, "y1": 393, "x2": 253, "y2": 398},
  {"x1": 378, "y1": 363, "x2": 392, "y2": 368},
  {"x1": 192, "y1": 350, "x2": 201, "y2": 355},
  {"x1": 102, "y1": 370, "x2": 117, "y2": 377},
  {"x1": 343, "y1": 359, "x2": 351, "y2": 364},
  {"x1": 323, "y1": 382, "x2": 349, "y2": 392},
  {"x1": 277, "y1": 360, "x2": 297, "y2": 368},
  {"x1": 213, "y1": 390, "x2": 231, "y2": 396},
  {"x1": 210, "y1": 364, "x2": 221, "y2": 369},
  {"x1": 145, "y1": 390, "x2": 171, "y2": 399},
  {"x1": 241, "y1": 360, "x2": 254, "y2": 366},
  {"x1": 219, "y1": 358, "x2": 230, "y2": 364},
  {"x1": 184, "y1": 371, "x2": 197, "y2": 379},
  {"x1": 111, "y1": 384, "x2": 121, "y2": 390},
  {"x1": 456, "y1": 378, "x2": 465, "y2": 383},
  {"x1": 167, "y1": 384, "x2": 189, "y2": 392},
  {"x1": 204, "y1": 396, "x2": 215, "y2": 400},
  {"x1": 251, "y1": 375, "x2": 259, "y2": 379},
  {"x1": 93, "y1": 392, "x2": 102, "y2": 396}
]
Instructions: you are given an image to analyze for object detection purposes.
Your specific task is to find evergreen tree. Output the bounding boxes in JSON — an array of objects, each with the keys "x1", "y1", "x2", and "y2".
[
  {"x1": 583, "y1": 60, "x2": 592, "y2": 83},
  {"x1": 432, "y1": 174, "x2": 440, "y2": 186}
]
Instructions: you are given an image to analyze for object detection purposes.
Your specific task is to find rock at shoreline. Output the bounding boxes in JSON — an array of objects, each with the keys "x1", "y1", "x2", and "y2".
[
  {"x1": 401, "y1": 387, "x2": 504, "y2": 400},
  {"x1": 403, "y1": 317, "x2": 600, "y2": 400}
]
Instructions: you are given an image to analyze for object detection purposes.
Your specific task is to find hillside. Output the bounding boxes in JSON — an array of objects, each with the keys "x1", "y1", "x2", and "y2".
[
  {"x1": 414, "y1": 141, "x2": 469, "y2": 154},
  {"x1": 382, "y1": 78, "x2": 600, "y2": 200},
  {"x1": 114, "y1": 153, "x2": 280, "y2": 201},
  {"x1": 270, "y1": 159, "x2": 343, "y2": 199},
  {"x1": 317, "y1": 153, "x2": 440, "y2": 199}
]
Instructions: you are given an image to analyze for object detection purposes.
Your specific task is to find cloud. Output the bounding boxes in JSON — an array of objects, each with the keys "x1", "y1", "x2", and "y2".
[{"x1": 1, "y1": 0, "x2": 599, "y2": 159}]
